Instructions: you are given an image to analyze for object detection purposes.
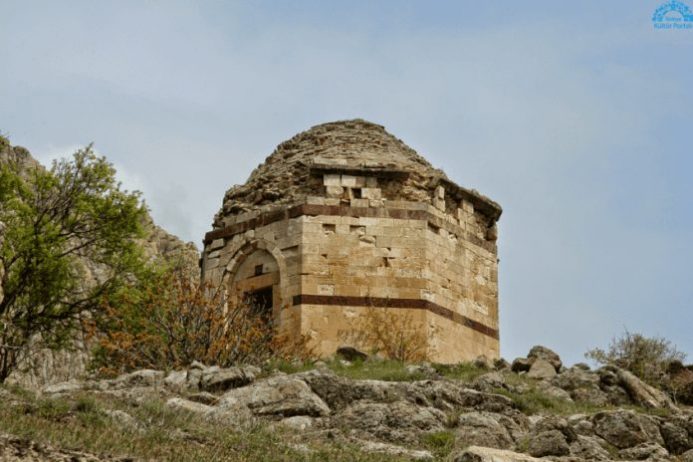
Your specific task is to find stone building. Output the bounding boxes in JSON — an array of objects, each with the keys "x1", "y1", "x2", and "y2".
[{"x1": 201, "y1": 120, "x2": 502, "y2": 363}]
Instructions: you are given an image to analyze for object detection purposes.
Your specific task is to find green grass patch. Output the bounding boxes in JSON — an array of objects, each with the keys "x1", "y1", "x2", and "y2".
[{"x1": 421, "y1": 430, "x2": 456, "y2": 459}]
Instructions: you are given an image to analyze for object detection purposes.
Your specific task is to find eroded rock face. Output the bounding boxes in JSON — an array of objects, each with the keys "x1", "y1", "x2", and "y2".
[{"x1": 592, "y1": 410, "x2": 663, "y2": 449}]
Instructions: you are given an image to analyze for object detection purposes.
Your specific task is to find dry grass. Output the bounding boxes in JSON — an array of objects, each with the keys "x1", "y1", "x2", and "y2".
[{"x1": 0, "y1": 386, "x2": 409, "y2": 462}]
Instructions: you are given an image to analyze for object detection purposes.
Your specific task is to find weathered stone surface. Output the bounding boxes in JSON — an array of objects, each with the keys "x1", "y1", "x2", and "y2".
[
  {"x1": 526, "y1": 359, "x2": 557, "y2": 380},
  {"x1": 615, "y1": 367, "x2": 676, "y2": 410},
  {"x1": 336, "y1": 401, "x2": 445, "y2": 443},
  {"x1": 526, "y1": 430, "x2": 570, "y2": 457},
  {"x1": 166, "y1": 397, "x2": 214, "y2": 415},
  {"x1": 660, "y1": 420, "x2": 692, "y2": 454},
  {"x1": 454, "y1": 446, "x2": 543, "y2": 462},
  {"x1": 455, "y1": 412, "x2": 515, "y2": 449},
  {"x1": 592, "y1": 410, "x2": 663, "y2": 449},
  {"x1": 568, "y1": 435, "x2": 611, "y2": 460},
  {"x1": 618, "y1": 442, "x2": 669, "y2": 460},
  {"x1": 199, "y1": 366, "x2": 256, "y2": 392},
  {"x1": 214, "y1": 375, "x2": 330, "y2": 419},
  {"x1": 527, "y1": 345, "x2": 562, "y2": 371}
]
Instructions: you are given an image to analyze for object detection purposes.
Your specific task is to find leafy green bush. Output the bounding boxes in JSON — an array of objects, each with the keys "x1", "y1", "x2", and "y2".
[{"x1": 0, "y1": 146, "x2": 147, "y2": 381}]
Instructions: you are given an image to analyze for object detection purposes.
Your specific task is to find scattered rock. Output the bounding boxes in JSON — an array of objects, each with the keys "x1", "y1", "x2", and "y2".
[
  {"x1": 618, "y1": 442, "x2": 669, "y2": 460},
  {"x1": 527, "y1": 345, "x2": 562, "y2": 372},
  {"x1": 526, "y1": 359, "x2": 557, "y2": 380},
  {"x1": 213, "y1": 375, "x2": 330, "y2": 419},
  {"x1": 199, "y1": 366, "x2": 255, "y2": 393},
  {"x1": 526, "y1": 430, "x2": 570, "y2": 457},
  {"x1": 568, "y1": 435, "x2": 611, "y2": 460}
]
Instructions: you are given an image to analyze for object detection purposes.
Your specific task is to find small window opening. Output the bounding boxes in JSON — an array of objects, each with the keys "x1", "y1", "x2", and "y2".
[
  {"x1": 244, "y1": 286, "x2": 273, "y2": 321},
  {"x1": 254, "y1": 264, "x2": 264, "y2": 276},
  {"x1": 352, "y1": 188, "x2": 362, "y2": 199}
]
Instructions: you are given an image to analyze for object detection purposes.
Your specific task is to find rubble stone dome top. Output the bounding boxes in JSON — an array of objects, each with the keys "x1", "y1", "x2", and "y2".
[
  {"x1": 214, "y1": 119, "x2": 501, "y2": 226},
  {"x1": 265, "y1": 118, "x2": 441, "y2": 171}
]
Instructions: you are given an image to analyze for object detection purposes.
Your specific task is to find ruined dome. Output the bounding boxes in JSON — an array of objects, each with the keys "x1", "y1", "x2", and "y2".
[{"x1": 214, "y1": 119, "x2": 448, "y2": 226}]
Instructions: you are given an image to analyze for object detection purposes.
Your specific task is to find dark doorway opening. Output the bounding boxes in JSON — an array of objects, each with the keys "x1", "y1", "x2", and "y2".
[{"x1": 245, "y1": 286, "x2": 273, "y2": 321}]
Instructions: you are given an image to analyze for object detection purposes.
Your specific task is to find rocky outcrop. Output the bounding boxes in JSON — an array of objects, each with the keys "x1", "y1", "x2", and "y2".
[{"x1": 29, "y1": 347, "x2": 693, "y2": 462}]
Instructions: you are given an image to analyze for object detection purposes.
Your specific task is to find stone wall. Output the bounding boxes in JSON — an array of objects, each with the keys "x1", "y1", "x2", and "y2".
[
  {"x1": 203, "y1": 120, "x2": 502, "y2": 363},
  {"x1": 203, "y1": 176, "x2": 500, "y2": 362}
]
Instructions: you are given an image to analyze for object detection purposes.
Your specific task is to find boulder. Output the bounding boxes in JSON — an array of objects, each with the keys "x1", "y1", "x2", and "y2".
[
  {"x1": 592, "y1": 410, "x2": 663, "y2": 449},
  {"x1": 163, "y1": 370, "x2": 187, "y2": 392},
  {"x1": 335, "y1": 400, "x2": 445, "y2": 443},
  {"x1": 568, "y1": 435, "x2": 611, "y2": 460},
  {"x1": 660, "y1": 420, "x2": 692, "y2": 454},
  {"x1": 336, "y1": 346, "x2": 368, "y2": 362},
  {"x1": 454, "y1": 412, "x2": 515, "y2": 449},
  {"x1": 526, "y1": 359, "x2": 557, "y2": 380},
  {"x1": 526, "y1": 430, "x2": 570, "y2": 457},
  {"x1": 618, "y1": 442, "x2": 669, "y2": 460},
  {"x1": 454, "y1": 446, "x2": 543, "y2": 462},
  {"x1": 615, "y1": 367, "x2": 676, "y2": 410},
  {"x1": 199, "y1": 366, "x2": 256, "y2": 392},
  {"x1": 165, "y1": 397, "x2": 214, "y2": 415},
  {"x1": 214, "y1": 375, "x2": 330, "y2": 419},
  {"x1": 551, "y1": 367, "x2": 600, "y2": 391},
  {"x1": 527, "y1": 345, "x2": 562, "y2": 372}
]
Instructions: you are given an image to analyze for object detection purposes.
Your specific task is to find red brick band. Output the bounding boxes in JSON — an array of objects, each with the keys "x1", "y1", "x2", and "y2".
[
  {"x1": 204, "y1": 203, "x2": 496, "y2": 253},
  {"x1": 292, "y1": 294, "x2": 499, "y2": 340}
]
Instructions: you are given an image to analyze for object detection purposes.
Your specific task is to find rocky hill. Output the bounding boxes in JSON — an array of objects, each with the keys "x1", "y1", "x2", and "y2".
[{"x1": 1, "y1": 346, "x2": 693, "y2": 461}]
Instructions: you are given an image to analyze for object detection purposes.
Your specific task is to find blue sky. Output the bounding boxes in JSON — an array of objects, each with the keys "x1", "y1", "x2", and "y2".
[{"x1": 1, "y1": 1, "x2": 692, "y2": 365}]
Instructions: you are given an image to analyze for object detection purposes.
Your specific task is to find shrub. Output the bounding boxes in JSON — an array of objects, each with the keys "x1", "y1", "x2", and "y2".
[
  {"x1": 341, "y1": 302, "x2": 431, "y2": 363},
  {"x1": 93, "y1": 268, "x2": 311, "y2": 374},
  {"x1": 586, "y1": 330, "x2": 686, "y2": 387}
]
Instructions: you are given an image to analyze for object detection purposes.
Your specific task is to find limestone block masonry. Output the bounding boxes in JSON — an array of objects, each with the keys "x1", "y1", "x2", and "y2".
[{"x1": 202, "y1": 120, "x2": 502, "y2": 363}]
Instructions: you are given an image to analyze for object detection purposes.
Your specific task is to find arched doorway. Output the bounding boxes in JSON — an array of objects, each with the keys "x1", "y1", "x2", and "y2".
[{"x1": 228, "y1": 249, "x2": 281, "y2": 323}]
